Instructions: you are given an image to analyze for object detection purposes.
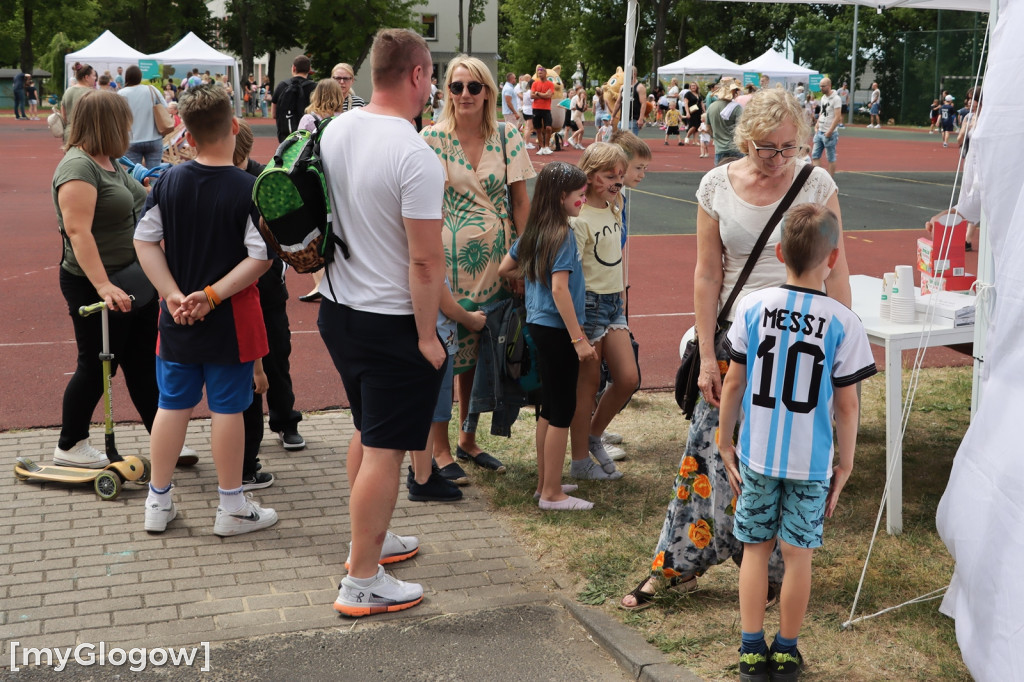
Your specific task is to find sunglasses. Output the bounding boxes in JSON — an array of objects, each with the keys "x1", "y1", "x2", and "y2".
[
  {"x1": 448, "y1": 81, "x2": 484, "y2": 96},
  {"x1": 751, "y1": 142, "x2": 800, "y2": 160}
]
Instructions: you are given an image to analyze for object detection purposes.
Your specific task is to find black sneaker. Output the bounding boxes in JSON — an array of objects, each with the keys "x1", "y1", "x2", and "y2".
[
  {"x1": 278, "y1": 429, "x2": 305, "y2": 451},
  {"x1": 768, "y1": 647, "x2": 803, "y2": 681},
  {"x1": 437, "y1": 462, "x2": 470, "y2": 486},
  {"x1": 407, "y1": 467, "x2": 463, "y2": 502},
  {"x1": 739, "y1": 649, "x2": 770, "y2": 682},
  {"x1": 242, "y1": 471, "x2": 274, "y2": 491}
]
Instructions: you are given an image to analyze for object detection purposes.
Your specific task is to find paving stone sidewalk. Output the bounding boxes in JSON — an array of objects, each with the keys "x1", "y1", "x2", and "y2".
[{"x1": 0, "y1": 412, "x2": 567, "y2": 659}]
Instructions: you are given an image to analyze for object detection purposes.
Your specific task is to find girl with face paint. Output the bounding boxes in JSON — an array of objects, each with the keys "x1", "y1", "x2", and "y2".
[
  {"x1": 498, "y1": 162, "x2": 597, "y2": 510},
  {"x1": 566, "y1": 143, "x2": 638, "y2": 482}
]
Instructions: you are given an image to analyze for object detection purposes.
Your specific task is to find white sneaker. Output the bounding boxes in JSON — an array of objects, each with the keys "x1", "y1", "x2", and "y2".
[
  {"x1": 604, "y1": 443, "x2": 628, "y2": 461},
  {"x1": 345, "y1": 531, "x2": 419, "y2": 569},
  {"x1": 602, "y1": 431, "x2": 624, "y2": 445},
  {"x1": 213, "y1": 495, "x2": 278, "y2": 536},
  {"x1": 53, "y1": 439, "x2": 109, "y2": 468},
  {"x1": 144, "y1": 499, "x2": 176, "y2": 532},
  {"x1": 177, "y1": 446, "x2": 199, "y2": 466},
  {"x1": 333, "y1": 564, "x2": 423, "y2": 617},
  {"x1": 526, "y1": 143, "x2": 536, "y2": 149}
]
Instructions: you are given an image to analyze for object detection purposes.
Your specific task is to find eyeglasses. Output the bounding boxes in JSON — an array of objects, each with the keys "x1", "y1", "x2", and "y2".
[
  {"x1": 448, "y1": 81, "x2": 484, "y2": 96},
  {"x1": 751, "y1": 142, "x2": 800, "y2": 159},
  {"x1": 334, "y1": 76, "x2": 353, "y2": 83}
]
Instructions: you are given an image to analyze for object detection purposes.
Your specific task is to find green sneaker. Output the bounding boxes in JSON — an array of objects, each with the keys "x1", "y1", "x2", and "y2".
[
  {"x1": 739, "y1": 650, "x2": 769, "y2": 682},
  {"x1": 768, "y1": 648, "x2": 803, "y2": 681}
]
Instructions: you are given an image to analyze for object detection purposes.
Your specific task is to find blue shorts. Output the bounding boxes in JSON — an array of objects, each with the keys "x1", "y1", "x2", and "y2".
[
  {"x1": 583, "y1": 291, "x2": 628, "y2": 342},
  {"x1": 811, "y1": 130, "x2": 838, "y2": 163},
  {"x1": 156, "y1": 357, "x2": 254, "y2": 413},
  {"x1": 869, "y1": 102, "x2": 880, "y2": 116},
  {"x1": 733, "y1": 461, "x2": 829, "y2": 549},
  {"x1": 432, "y1": 356, "x2": 454, "y2": 422}
]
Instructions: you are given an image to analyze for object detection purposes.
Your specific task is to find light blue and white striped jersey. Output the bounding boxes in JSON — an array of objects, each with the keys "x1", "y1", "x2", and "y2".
[{"x1": 726, "y1": 285, "x2": 877, "y2": 481}]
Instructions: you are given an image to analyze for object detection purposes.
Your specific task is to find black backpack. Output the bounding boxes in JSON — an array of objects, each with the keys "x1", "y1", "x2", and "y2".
[
  {"x1": 277, "y1": 77, "x2": 315, "y2": 138},
  {"x1": 253, "y1": 117, "x2": 349, "y2": 276}
]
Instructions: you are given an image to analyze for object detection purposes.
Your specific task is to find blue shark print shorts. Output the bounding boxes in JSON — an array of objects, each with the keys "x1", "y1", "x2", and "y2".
[{"x1": 733, "y1": 461, "x2": 829, "y2": 549}]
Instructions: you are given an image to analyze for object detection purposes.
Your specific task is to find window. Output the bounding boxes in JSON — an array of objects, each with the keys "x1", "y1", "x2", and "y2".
[{"x1": 421, "y1": 14, "x2": 437, "y2": 41}]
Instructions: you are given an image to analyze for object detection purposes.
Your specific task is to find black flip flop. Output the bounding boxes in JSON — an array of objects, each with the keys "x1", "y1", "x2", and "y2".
[{"x1": 455, "y1": 446, "x2": 506, "y2": 473}]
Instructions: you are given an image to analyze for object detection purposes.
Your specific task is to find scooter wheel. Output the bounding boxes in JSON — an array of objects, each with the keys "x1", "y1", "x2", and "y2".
[
  {"x1": 137, "y1": 456, "x2": 152, "y2": 485},
  {"x1": 95, "y1": 471, "x2": 121, "y2": 500}
]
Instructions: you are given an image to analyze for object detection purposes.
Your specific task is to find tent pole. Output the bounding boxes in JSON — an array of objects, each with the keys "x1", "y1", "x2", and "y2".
[
  {"x1": 621, "y1": 0, "x2": 637, "y2": 130},
  {"x1": 848, "y1": 4, "x2": 858, "y2": 125}
]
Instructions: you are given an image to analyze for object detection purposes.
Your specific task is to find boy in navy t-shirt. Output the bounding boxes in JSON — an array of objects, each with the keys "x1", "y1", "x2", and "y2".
[
  {"x1": 717, "y1": 203, "x2": 876, "y2": 681},
  {"x1": 939, "y1": 95, "x2": 957, "y2": 147},
  {"x1": 134, "y1": 84, "x2": 278, "y2": 537}
]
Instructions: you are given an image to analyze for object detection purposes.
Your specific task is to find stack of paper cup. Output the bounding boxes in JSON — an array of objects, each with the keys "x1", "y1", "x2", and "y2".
[
  {"x1": 890, "y1": 265, "x2": 917, "y2": 323},
  {"x1": 880, "y1": 272, "x2": 894, "y2": 319}
]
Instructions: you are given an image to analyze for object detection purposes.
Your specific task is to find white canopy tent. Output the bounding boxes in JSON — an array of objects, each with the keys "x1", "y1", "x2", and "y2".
[
  {"x1": 63, "y1": 30, "x2": 147, "y2": 88},
  {"x1": 148, "y1": 32, "x2": 242, "y2": 115},
  {"x1": 657, "y1": 45, "x2": 745, "y2": 78},
  {"x1": 739, "y1": 48, "x2": 818, "y2": 80}
]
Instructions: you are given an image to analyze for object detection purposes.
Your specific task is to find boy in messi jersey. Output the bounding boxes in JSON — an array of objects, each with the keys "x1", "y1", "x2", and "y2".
[
  {"x1": 718, "y1": 203, "x2": 876, "y2": 681},
  {"x1": 134, "y1": 84, "x2": 278, "y2": 537}
]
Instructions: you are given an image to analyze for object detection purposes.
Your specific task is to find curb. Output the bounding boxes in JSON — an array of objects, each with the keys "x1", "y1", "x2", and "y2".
[{"x1": 560, "y1": 596, "x2": 704, "y2": 682}]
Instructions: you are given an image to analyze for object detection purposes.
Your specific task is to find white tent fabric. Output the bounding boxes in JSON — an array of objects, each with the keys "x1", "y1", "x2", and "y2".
[
  {"x1": 148, "y1": 32, "x2": 242, "y2": 115},
  {"x1": 936, "y1": 2, "x2": 1021, "y2": 679},
  {"x1": 657, "y1": 45, "x2": 745, "y2": 77},
  {"x1": 739, "y1": 49, "x2": 818, "y2": 79},
  {"x1": 63, "y1": 30, "x2": 147, "y2": 86}
]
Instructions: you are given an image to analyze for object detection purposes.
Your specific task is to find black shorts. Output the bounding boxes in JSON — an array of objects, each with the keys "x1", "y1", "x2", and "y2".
[
  {"x1": 667, "y1": 126, "x2": 680, "y2": 135},
  {"x1": 528, "y1": 323, "x2": 579, "y2": 428},
  {"x1": 565, "y1": 119, "x2": 579, "y2": 132},
  {"x1": 533, "y1": 109, "x2": 553, "y2": 128},
  {"x1": 318, "y1": 300, "x2": 445, "y2": 451},
  {"x1": 941, "y1": 120, "x2": 955, "y2": 132},
  {"x1": 658, "y1": 104, "x2": 669, "y2": 112}
]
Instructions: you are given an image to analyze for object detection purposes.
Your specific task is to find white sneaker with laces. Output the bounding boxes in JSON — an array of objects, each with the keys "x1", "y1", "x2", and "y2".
[
  {"x1": 334, "y1": 564, "x2": 423, "y2": 617},
  {"x1": 144, "y1": 499, "x2": 177, "y2": 532},
  {"x1": 53, "y1": 439, "x2": 109, "y2": 469},
  {"x1": 345, "y1": 531, "x2": 419, "y2": 569},
  {"x1": 526, "y1": 143, "x2": 536, "y2": 149},
  {"x1": 601, "y1": 431, "x2": 624, "y2": 445},
  {"x1": 213, "y1": 495, "x2": 278, "y2": 536},
  {"x1": 604, "y1": 443, "x2": 627, "y2": 461}
]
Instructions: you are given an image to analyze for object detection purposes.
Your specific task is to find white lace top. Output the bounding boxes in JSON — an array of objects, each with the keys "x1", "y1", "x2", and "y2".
[{"x1": 696, "y1": 159, "x2": 837, "y2": 321}]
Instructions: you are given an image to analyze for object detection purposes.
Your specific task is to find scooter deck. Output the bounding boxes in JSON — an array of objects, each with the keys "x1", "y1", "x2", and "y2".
[{"x1": 14, "y1": 457, "x2": 149, "y2": 484}]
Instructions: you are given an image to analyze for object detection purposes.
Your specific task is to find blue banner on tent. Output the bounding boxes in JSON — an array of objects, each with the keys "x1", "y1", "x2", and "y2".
[
  {"x1": 139, "y1": 59, "x2": 161, "y2": 80},
  {"x1": 809, "y1": 74, "x2": 823, "y2": 93},
  {"x1": 743, "y1": 72, "x2": 759, "y2": 87}
]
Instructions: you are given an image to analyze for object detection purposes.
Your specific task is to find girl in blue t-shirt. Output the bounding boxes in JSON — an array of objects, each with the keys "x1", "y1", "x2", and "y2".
[{"x1": 499, "y1": 162, "x2": 597, "y2": 511}]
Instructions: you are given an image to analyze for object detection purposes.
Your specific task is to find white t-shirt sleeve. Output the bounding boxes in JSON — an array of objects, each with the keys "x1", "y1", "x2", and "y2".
[
  {"x1": 832, "y1": 315, "x2": 877, "y2": 387},
  {"x1": 401, "y1": 146, "x2": 444, "y2": 220},
  {"x1": 134, "y1": 204, "x2": 164, "y2": 242},
  {"x1": 726, "y1": 297, "x2": 752, "y2": 361},
  {"x1": 244, "y1": 215, "x2": 269, "y2": 260}
]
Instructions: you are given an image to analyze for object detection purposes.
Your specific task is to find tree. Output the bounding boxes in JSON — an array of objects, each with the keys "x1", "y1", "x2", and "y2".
[
  {"x1": 303, "y1": 0, "x2": 420, "y2": 77},
  {"x1": 97, "y1": 0, "x2": 213, "y2": 53},
  {"x1": 465, "y1": 0, "x2": 487, "y2": 55},
  {"x1": 221, "y1": 0, "x2": 303, "y2": 82}
]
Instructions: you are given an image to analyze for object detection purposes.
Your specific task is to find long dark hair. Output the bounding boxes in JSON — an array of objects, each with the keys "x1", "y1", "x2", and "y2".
[{"x1": 517, "y1": 162, "x2": 587, "y2": 284}]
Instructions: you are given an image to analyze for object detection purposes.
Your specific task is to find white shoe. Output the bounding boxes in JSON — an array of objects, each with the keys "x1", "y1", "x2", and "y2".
[
  {"x1": 144, "y1": 499, "x2": 176, "y2": 532},
  {"x1": 53, "y1": 439, "x2": 109, "y2": 468},
  {"x1": 213, "y1": 495, "x2": 278, "y2": 536},
  {"x1": 345, "y1": 531, "x2": 419, "y2": 569},
  {"x1": 602, "y1": 431, "x2": 623, "y2": 445},
  {"x1": 604, "y1": 443, "x2": 628, "y2": 461},
  {"x1": 526, "y1": 143, "x2": 536, "y2": 149},
  {"x1": 177, "y1": 446, "x2": 199, "y2": 466},
  {"x1": 334, "y1": 564, "x2": 423, "y2": 617}
]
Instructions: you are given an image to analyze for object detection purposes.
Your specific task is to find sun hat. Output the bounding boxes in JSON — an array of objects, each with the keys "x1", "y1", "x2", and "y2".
[{"x1": 944, "y1": 94, "x2": 954, "y2": 101}]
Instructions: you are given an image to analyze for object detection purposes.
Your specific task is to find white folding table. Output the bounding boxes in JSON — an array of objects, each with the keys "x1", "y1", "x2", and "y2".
[{"x1": 849, "y1": 274, "x2": 975, "y2": 534}]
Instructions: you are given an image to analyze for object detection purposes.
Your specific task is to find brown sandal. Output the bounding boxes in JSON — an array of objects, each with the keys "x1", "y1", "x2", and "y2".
[{"x1": 619, "y1": 577, "x2": 658, "y2": 611}]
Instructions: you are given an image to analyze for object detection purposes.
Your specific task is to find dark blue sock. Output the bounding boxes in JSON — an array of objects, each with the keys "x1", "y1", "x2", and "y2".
[
  {"x1": 740, "y1": 630, "x2": 768, "y2": 654},
  {"x1": 772, "y1": 632, "x2": 798, "y2": 655}
]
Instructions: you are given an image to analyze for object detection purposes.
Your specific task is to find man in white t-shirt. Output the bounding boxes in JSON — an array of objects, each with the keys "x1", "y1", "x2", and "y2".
[
  {"x1": 868, "y1": 82, "x2": 881, "y2": 128},
  {"x1": 811, "y1": 78, "x2": 843, "y2": 177},
  {"x1": 501, "y1": 72, "x2": 520, "y2": 127},
  {"x1": 318, "y1": 28, "x2": 446, "y2": 618}
]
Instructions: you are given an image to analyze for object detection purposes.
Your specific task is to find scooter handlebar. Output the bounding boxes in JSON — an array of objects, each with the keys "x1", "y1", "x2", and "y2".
[{"x1": 78, "y1": 295, "x2": 134, "y2": 318}]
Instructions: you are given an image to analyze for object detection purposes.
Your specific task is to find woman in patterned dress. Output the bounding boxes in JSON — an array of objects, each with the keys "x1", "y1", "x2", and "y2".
[
  {"x1": 620, "y1": 88, "x2": 852, "y2": 609},
  {"x1": 421, "y1": 55, "x2": 535, "y2": 475}
]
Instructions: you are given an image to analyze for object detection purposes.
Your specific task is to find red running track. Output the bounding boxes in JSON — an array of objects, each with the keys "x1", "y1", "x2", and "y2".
[{"x1": 0, "y1": 116, "x2": 972, "y2": 431}]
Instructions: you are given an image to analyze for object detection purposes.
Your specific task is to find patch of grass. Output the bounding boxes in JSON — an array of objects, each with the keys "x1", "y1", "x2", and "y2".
[{"x1": 462, "y1": 367, "x2": 973, "y2": 680}]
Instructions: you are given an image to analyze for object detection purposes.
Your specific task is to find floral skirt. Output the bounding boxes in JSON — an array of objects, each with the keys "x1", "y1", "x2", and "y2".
[{"x1": 649, "y1": 330, "x2": 784, "y2": 584}]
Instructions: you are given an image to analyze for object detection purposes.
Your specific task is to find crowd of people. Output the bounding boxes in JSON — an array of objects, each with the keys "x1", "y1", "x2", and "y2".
[{"x1": 57, "y1": 31, "x2": 998, "y2": 677}]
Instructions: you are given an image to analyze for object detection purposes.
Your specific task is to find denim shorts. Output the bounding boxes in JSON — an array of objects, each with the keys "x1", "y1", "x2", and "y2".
[
  {"x1": 156, "y1": 357, "x2": 254, "y2": 413},
  {"x1": 583, "y1": 291, "x2": 628, "y2": 342},
  {"x1": 732, "y1": 461, "x2": 829, "y2": 549},
  {"x1": 811, "y1": 130, "x2": 838, "y2": 163},
  {"x1": 432, "y1": 355, "x2": 454, "y2": 422}
]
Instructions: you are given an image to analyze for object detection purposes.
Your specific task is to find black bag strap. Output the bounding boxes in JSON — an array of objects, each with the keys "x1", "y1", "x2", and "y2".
[{"x1": 716, "y1": 163, "x2": 813, "y2": 329}]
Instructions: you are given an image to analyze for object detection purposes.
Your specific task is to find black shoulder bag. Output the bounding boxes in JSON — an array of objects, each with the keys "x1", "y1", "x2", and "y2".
[{"x1": 675, "y1": 163, "x2": 813, "y2": 418}]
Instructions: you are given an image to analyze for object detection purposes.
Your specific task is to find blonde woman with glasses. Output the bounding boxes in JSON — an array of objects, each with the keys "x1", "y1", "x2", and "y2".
[
  {"x1": 419, "y1": 55, "x2": 536, "y2": 479},
  {"x1": 331, "y1": 63, "x2": 366, "y2": 112}
]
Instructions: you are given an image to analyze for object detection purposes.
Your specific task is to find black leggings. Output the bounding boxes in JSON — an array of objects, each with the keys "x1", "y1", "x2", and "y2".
[
  {"x1": 528, "y1": 323, "x2": 579, "y2": 428},
  {"x1": 58, "y1": 268, "x2": 159, "y2": 450}
]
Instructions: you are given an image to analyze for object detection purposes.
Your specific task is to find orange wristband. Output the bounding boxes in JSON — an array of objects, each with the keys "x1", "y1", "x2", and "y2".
[{"x1": 204, "y1": 285, "x2": 221, "y2": 309}]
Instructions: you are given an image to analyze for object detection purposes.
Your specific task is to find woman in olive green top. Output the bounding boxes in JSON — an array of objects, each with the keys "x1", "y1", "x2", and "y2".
[
  {"x1": 61, "y1": 63, "x2": 97, "y2": 142},
  {"x1": 51, "y1": 90, "x2": 161, "y2": 469}
]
